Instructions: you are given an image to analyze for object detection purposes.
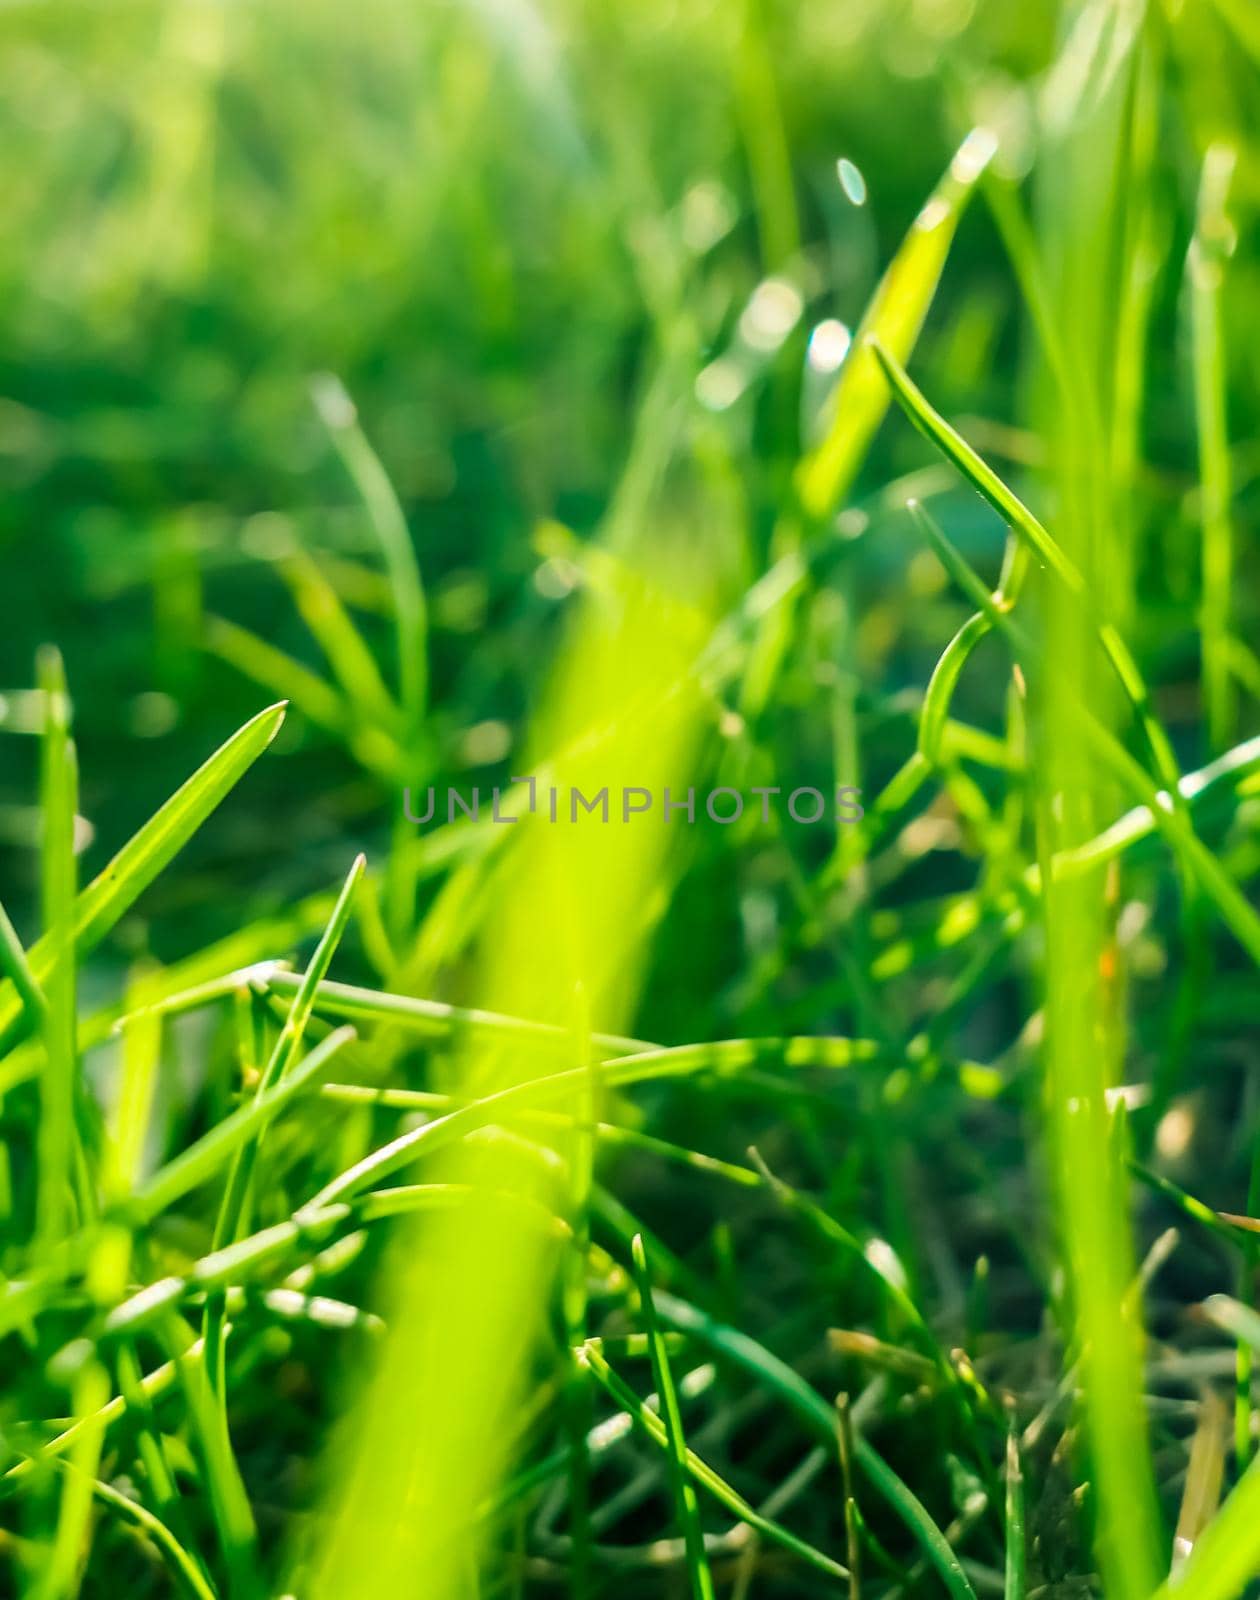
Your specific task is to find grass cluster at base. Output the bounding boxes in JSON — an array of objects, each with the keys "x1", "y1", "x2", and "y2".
[{"x1": 3, "y1": 1, "x2": 1260, "y2": 1598}]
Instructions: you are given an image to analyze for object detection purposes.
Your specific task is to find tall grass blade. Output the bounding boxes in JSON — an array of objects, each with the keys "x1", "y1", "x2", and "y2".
[
  {"x1": 1189, "y1": 144, "x2": 1237, "y2": 753},
  {"x1": 630, "y1": 1235, "x2": 715, "y2": 1600},
  {"x1": 35, "y1": 647, "x2": 80, "y2": 1249}
]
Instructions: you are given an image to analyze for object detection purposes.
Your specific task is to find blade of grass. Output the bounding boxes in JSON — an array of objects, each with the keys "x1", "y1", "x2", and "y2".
[
  {"x1": 64, "y1": 1469, "x2": 217, "y2": 1600},
  {"x1": 918, "y1": 538, "x2": 1030, "y2": 766},
  {"x1": 311, "y1": 375, "x2": 427, "y2": 734},
  {"x1": 0, "y1": 894, "x2": 46, "y2": 1033},
  {"x1": 741, "y1": 127, "x2": 995, "y2": 718},
  {"x1": 0, "y1": 701, "x2": 289, "y2": 1053},
  {"x1": 205, "y1": 618, "x2": 399, "y2": 779},
  {"x1": 650, "y1": 1292, "x2": 978, "y2": 1600},
  {"x1": 630, "y1": 1235, "x2": 715, "y2": 1600},
  {"x1": 1189, "y1": 143, "x2": 1238, "y2": 753},
  {"x1": 201, "y1": 864, "x2": 362, "y2": 1471},
  {"x1": 300, "y1": 1034, "x2": 883, "y2": 1212},
  {"x1": 873, "y1": 338, "x2": 1184, "y2": 800},
  {"x1": 1029, "y1": 19, "x2": 1166, "y2": 1571},
  {"x1": 36, "y1": 646, "x2": 81, "y2": 1249},
  {"x1": 1004, "y1": 1424, "x2": 1024, "y2": 1600},
  {"x1": 279, "y1": 549, "x2": 402, "y2": 736},
  {"x1": 261, "y1": 970, "x2": 652, "y2": 1055},
  {"x1": 906, "y1": 498, "x2": 1260, "y2": 969},
  {"x1": 577, "y1": 1338, "x2": 848, "y2": 1582},
  {"x1": 312, "y1": 374, "x2": 427, "y2": 941}
]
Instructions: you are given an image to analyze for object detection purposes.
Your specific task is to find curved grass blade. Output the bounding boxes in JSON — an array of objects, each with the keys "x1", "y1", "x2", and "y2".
[
  {"x1": 262, "y1": 970, "x2": 651, "y2": 1056},
  {"x1": 873, "y1": 339, "x2": 1183, "y2": 799},
  {"x1": 649, "y1": 1291, "x2": 978, "y2": 1600},
  {"x1": 907, "y1": 499, "x2": 1260, "y2": 969},
  {"x1": 920, "y1": 612, "x2": 993, "y2": 766},
  {"x1": 72, "y1": 1471, "x2": 218, "y2": 1600},
  {"x1": 301, "y1": 1034, "x2": 883, "y2": 1212},
  {"x1": 0, "y1": 895, "x2": 45, "y2": 1033},
  {"x1": 577, "y1": 1338, "x2": 848, "y2": 1583},
  {"x1": 630, "y1": 1235, "x2": 715, "y2": 1600}
]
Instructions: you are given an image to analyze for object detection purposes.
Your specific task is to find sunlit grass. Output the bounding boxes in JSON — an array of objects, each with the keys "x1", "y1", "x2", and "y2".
[{"x1": 3, "y1": 1, "x2": 1260, "y2": 1597}]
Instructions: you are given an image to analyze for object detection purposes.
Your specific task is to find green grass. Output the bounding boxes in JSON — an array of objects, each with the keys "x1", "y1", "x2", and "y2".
[{"x1": 4, "y1": 0, "x2": 1260, "y2": 1597}]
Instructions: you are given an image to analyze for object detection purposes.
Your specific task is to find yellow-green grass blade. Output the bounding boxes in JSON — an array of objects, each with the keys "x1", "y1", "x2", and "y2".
[
  {"x1": 741, "y1": 127, "x2": 995, "y2": 718},
  {"x1": 205, "y1": 617, "x2": 400, "y2": 779},
  {"x1": 300, "y1": 1034, "x2": 883, "y2": 1213},
  {"x1": 0, "y1": 701, "x2": 289, "y2": 1052},
  {"x1": 796, "y1": 128, "x2": 996, "y2": 521},
  {"x1": 0, "y1": 894, "x2": 45, "y2": 1034},
  {"x1": 917, "y1": 537, "x2": 1030, "y2": 767},
  {"x1": 1036, "y1": 43, "x2": 1166, "y2": 1563},
  {"x1": 0, "y1": 1028, "x2": 358, "y2": 1341},
  {"x1": 873, "y1": 338, "x2": 1183, "y2": 802},
  {"x1": 279, "y1": 549, "x2": 403, "y2": 737},
  {"x1": 906, "y1": 498, "x2": 1260, "y2": 968}
]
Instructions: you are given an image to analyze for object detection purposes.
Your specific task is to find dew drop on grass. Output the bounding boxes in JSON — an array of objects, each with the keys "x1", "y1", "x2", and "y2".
[
  {"x1": 806, "y1": 318, "x2": 851, "y2": 374},
  {"x1": 837, "y1": 157, "x2": 867, "y2": 205}
]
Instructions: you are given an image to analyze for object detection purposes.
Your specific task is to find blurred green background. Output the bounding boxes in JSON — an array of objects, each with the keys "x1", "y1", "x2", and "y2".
[{"x1": 1, "y1": 0, "x2": 1061, "y2": 939}]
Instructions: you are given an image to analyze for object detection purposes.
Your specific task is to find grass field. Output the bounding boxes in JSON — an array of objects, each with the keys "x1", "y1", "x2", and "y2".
[{"x1": 4, "y1": 0, "x2": 1260, "y2": 1595}]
